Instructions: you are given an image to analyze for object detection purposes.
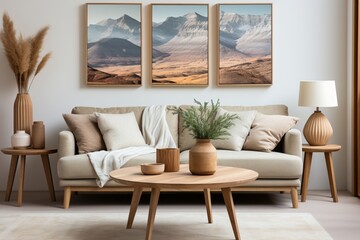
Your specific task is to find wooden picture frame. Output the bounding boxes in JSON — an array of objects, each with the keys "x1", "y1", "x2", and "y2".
[
  {"x1": 151, "y1": 4, "x2": 209, "y2": 86},
  {"x1": 86, "y1": 3, "x2": 142, "y2": 86},
  {"x1": 217, "y1": 3, "x2": 273, "y2": 86}
]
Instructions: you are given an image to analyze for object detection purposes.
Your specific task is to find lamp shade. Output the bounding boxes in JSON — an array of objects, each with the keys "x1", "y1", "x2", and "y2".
[{"x1": 298, "y1": 80, "x2": 338, "y2": 107}]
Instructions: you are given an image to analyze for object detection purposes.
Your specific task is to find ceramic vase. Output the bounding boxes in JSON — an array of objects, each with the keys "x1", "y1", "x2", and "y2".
[
  {"x1": 32, "y1": 121, "x2": 45, "y2": 149},
  {"x1": 14, "y1": 93, "x2": 33, "y2": 135},
  {"x1": 11, "y1": 130, "x2": 31, "y2": 149},
  {"x1": 189, "y1": 139, "x2": 217, "y2": 175}
]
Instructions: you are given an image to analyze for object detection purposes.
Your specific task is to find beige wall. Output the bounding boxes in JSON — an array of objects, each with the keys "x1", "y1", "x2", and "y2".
[{"x1": 0, "y1": 0, "x2": 349, "y2": 191}]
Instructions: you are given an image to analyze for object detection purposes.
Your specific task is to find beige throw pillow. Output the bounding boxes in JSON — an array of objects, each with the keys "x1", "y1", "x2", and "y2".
[
  {"x1": 96, "y1": 112, "x2": 146, "y2": 150},
  {"x1": 63, "y1": 114, "x2": 106, "y2": 154},
  {"x1": 212, "y1": 109, "x2": 257, "y2": 151},
  {"x1": 243, "y1": 113, "x2": 299, "y2": 152}
]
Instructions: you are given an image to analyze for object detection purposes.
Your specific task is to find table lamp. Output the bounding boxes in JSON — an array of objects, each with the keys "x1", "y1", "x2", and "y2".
[{"x1": 298, "y1": 80, "x2": 338, "y2": 146}]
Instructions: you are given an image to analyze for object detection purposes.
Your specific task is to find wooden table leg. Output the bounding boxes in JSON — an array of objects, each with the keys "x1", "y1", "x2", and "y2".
[
  {"x1": 127, "y1": 187, "x2": 143, "y2": 229},
  {"x1": 18, "y1": 155, "x2": 26, "y2": 207},
  {"x1": 146, "y1": 188, "x2": 160, "y2": 240},
  {"x1": 41, "y1": 154, "x2": 56, "y2": 201},
  {"x1": 301, "y1": 152, "x2": 312, "y2": 202},
  {"x1": 325, "y1": 152, "x2": 338, "y2": 202},
  {"x1": 203, "y1": 188, "x2": 213, "y2": 223},
  {"x1": 5, "y1": 155, "x2": 19, "y2": 201},
  {"x1": 222, "y1": 187, "x2": 240, "y2": 240}
]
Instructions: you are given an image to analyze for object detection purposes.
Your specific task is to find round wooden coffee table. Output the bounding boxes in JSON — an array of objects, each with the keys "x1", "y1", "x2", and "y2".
[{"x1": 110, "y1": 164, "x2": 258, "y2": 240}]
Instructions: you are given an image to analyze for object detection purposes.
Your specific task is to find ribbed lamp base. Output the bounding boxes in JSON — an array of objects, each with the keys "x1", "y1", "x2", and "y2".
[{"x1": 303, "y1": 111, "x2": 333, "y2": 146}]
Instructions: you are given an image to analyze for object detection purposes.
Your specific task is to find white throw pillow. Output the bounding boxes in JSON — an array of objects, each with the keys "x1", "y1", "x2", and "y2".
[
  {"x1": 96, "y1": 112, "x2": 146, "y2": 150},
  {"x1": 212, "y1": 109, "x2": 257, "y2": 151}
]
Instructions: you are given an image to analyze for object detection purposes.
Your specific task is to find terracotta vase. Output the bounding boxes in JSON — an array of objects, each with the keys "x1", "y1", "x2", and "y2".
[
  {"x1": 32, "y1": 121, "x2": 45, "y2": 149},
  {"x1": 14, "y1": 93, "x2": 33, "y2": 135},
  {"x1": 189, "y1": 139, "x2": 217, "y2": 175}
]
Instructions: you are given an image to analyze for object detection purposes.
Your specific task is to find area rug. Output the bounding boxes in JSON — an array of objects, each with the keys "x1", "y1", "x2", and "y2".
[{"x1": 0, "y1": 212, "x2": 332, "y2": 240}]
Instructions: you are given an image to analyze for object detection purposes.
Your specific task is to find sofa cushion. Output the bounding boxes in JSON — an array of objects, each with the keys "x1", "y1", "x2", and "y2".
[
  {"x1": 178, "y1": 105, "x2": 289, "y2": 151},
  {"x1": 212, "y1": 109, "x2": 256, "y2": 151},
  {"x1": 180, "y1": 150, "x2": 302, "y2": 179},
  {"x1": 58, "y1": 150, "x2": 302, "y2": 180},
  {"x1": 57, "y1": 153, "x2": 158, "y2": 179},
  {"x1": 62, "y1": 114, "x2": 105, "y2": 153},
  {"x1": 96, "y1": 112, "x2": 146, "y2": 150},
  {"x1": 71, "y1": 106, "x2": 178, "y2": 146},
  {"x1": 243, "y1": 113, "x2": 299, "y2": 152}
]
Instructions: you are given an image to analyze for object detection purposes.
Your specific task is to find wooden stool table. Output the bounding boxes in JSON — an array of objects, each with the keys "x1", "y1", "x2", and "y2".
[
  {"x1": 300, "y1": 144, "x2": 341, "y2": 202},
  {"x1": 2, "y1": 148, "x2": 57, "y2": 207}
]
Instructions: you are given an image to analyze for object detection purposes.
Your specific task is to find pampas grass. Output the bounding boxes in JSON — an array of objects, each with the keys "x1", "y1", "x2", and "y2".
[{"x1": 0, "y1": 12, "x2": 51, "y2": 93}]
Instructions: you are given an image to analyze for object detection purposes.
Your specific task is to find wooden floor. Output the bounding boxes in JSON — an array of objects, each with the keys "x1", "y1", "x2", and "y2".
[{"x1": 0, "y1": 190, "x2": 359, "y2": 240}]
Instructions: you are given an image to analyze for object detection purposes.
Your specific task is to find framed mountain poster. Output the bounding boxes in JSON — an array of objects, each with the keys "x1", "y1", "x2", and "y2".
[
  {"x1": 151, "y1": 4, "x2": 209, "y2": 86},
  {"x1": 217, "y1": 4, "x2": 272, "y2": 86},
  {"x1": 86, "y1": 3, "x2": 142, "y2": 86}
]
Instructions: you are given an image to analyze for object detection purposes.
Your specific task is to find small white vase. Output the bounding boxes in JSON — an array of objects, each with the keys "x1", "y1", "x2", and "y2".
[{"x1": 11, "y1": 130, "x2": 31, "y2": 149}]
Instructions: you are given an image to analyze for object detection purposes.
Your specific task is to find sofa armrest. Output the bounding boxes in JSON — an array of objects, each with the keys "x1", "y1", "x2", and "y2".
[
  {"x1": 283, "y1": 129, "x2": 302, "y2": 158},
  {"x1": 58, "y1": 130, "x2": 76, "y2": 159}
]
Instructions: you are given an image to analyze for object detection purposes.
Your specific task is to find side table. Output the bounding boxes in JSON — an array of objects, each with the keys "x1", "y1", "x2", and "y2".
[
  {"x1": 2, "y1": 148, "x2": 57, "y2": 207},
  {"x1": 300, "y1": 144, "x2": 341, "y2": 202}
]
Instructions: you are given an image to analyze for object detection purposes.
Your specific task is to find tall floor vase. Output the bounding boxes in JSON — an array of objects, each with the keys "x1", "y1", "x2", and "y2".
[{"x1": 13, "y1": 93, "x2": 33, "y2": 135}]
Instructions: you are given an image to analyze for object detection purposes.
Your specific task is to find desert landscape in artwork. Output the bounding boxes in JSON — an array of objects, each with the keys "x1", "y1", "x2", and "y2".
[
  {"x1": 152, "y1": 5, "x2": 208, "y2": 85},
  {"x1": 218, "y1": 4, "x2": 272, "y2": 85},
  {"x1": 87, "y1": 4, "x2": 141, "y2": 85}
]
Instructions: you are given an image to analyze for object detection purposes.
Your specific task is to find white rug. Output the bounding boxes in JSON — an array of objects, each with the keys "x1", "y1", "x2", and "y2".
[{"x1": 0, "y1": 212, "x2": 332, "y2": 240}]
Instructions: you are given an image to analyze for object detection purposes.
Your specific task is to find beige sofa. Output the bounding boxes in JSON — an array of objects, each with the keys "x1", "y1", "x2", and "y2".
[{"x1": 57, "y1": 105, "x2": 302, "y2": 209}]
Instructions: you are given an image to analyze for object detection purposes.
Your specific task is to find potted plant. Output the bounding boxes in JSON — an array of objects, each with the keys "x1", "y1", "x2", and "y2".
[
  {"x1": 0, "y1": 12, "x2": 51, "y2": 135},
  {"x1": 172, "y1": 99, "x2": 238, "y2": 175}
]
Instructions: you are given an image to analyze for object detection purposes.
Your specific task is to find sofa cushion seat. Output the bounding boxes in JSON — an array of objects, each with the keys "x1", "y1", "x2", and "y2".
[
  {"x1": 180, "y1": 150, "x2": 302, "y2": 179},
  {"x1": 59, "y1": 149, "x2": 302, "y2": 180},
  {"x1": 58, "y1": 152, "x2": 158, "y2": 179}
]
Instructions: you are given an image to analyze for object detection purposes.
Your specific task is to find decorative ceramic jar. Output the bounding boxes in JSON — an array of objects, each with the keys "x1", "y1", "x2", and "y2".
[
  {"x1": 11, "y1": 130, "x2": 31, "y2": 149},
  {"x1": 32, "y1": 121, "x2": 45, "y2": 149},
  {"x1": 189, "y1": 139, "x2": 217, "y2": 175}
]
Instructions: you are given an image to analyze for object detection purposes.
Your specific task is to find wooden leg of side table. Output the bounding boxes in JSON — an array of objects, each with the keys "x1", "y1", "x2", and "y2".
[
  {"x1": 301, "y1": 152, "x2": 313, "y2": 202},
  {"x1": 127, "y1": 187, "x2": 143, "y2": 229},
  {"x1": 18, "y1": 155, "x2": 26, "y2": 207},
  {"x1": 41, "y1": 154, "x2": 56, "y2": 201},
  {"x1": 203, "y1": 188, "x2": 213, "y2": 223},
  {"x1": 5, "y1": 155, "x2": 19, "y2": 201},
  {"x1": 222, "y1": 187, "x2": 240, "y2": 240},
  {"x1": 146, "y1": 188, "x2": 160, "y2": 240},
  {"x1": 324, "y1": 152, "x2": 338, "y2": 202}
]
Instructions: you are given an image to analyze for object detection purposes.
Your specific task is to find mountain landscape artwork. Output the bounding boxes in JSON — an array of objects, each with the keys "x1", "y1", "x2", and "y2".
[
  {"x1": 152, "y1": 4, "x2": 209, "y2": 86},
  {"x1": 86, "y1": 4, "x2": 141, "y2": 86},
  {"x1": 218, "y1": 4, "x2": 272, "y2": 85}
]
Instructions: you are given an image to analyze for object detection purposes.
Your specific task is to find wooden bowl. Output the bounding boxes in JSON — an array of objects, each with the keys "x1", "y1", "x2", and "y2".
[{"x1": 141, "y1": 163, "x2": 165, "y2": 175}]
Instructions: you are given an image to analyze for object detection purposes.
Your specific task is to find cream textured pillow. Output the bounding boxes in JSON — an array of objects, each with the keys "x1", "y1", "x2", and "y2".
[
  {"x1": 212, "y1": 109, "x2": 257, "y2": 151},
  {"x1": 243, "y1": 113, "x2": 299, "y2": 152},
  {"x1": 63, "y1": 114, "x2": 106, "y2": 154},
  {"x1": 96, "y1": 112, "x2": 146, "y2": 150}
]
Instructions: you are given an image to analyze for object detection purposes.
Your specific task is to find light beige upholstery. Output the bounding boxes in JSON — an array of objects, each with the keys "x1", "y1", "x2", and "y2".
[{"x1": 58, "y1": 104, "x2": 302, "y2": 208}]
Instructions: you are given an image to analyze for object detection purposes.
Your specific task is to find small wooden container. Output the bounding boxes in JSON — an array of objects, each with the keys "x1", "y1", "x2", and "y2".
[
  {"x1": 156, "y1": 148, "x2": 180, "y2": 172},
  {"x1": 141, "y1": 163, "x2": 164, "y2": 175}
]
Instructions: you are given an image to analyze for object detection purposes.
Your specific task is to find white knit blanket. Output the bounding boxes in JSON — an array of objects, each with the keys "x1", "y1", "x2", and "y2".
[{"x1": 88, "y1": 105, "x2": 176, "y2": 187}]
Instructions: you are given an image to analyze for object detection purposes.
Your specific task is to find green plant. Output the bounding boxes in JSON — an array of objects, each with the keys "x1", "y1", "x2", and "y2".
[{"x1": 171, "y1": 99, "x2": 238, "y2": 140}]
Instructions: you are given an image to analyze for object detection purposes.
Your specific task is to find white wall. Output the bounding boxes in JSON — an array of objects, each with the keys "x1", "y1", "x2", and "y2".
[{"x1": 0, "y1": 0, "x2": 349, "y2": 191}]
